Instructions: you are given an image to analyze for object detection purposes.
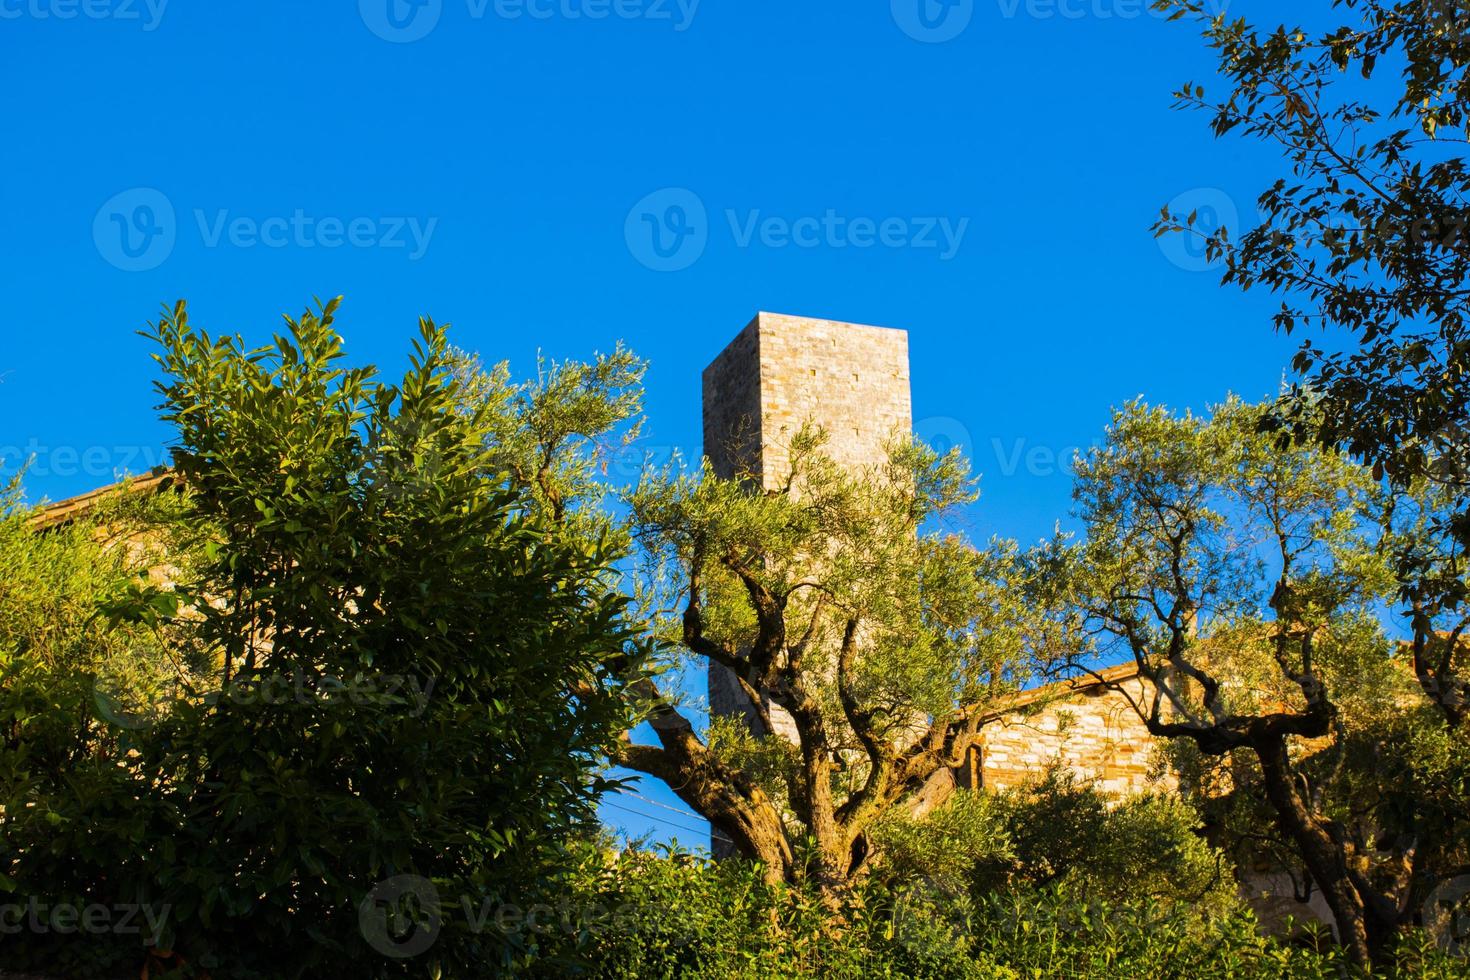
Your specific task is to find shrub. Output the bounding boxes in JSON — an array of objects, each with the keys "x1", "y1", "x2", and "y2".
[
  {"x1": 967, "y1": 884, "x2": 1343, "y2": 979},
  {"x1": 0, "y1": 302, "x2": 647, "y2": 978},
  {"x1": 527, "y1": 844, "x2": 1000, "y2": 980},
  {"x1": 519, "y1": 846, "x2": 1452, "y2": 980}
]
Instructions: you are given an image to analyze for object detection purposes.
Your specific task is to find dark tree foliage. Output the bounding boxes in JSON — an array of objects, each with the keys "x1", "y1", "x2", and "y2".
[
  {"x1": 0, "y1": 299, "x2": 647, "y2": 978},
  {"x1": 1153, "y1": 0, "x2": 1470, "y2": 731}
]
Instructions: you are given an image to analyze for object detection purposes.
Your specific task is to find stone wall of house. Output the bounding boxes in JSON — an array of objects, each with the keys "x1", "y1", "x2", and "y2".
[{"x1": 972, "y1": 672, "x2": 1175, "y2": 797}]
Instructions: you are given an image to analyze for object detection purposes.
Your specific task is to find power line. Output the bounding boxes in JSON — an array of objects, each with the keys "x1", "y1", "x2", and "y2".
[
  {"x1": 602, "y1": 799, "x2": 715, "y2": 840},
  {"x1": 613, "y1": 789, "x2": 737, "y2": 844},
  {"x1": 602, "y1": 798, "x2": 733, "y2": 845},
  {"x1": 616, "y1": 789, "x2": 709, "y2": 824}
]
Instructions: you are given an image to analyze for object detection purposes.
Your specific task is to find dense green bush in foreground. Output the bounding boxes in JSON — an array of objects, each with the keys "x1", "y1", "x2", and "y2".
[
  {"x1": 0, "y1": 304, "x2": 646, "y2": 978},
  {"x1": 521, "y1": 845, "x2": 1465, "y2": 980},
  {"x1": 514, "y1": 779, "x2": 1465, "y2": 980}
]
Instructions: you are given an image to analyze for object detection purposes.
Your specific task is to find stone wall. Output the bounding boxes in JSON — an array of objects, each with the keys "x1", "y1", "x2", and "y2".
[
  {"x1": 702, "y1": 312, "x2": 912, "y2": 489},
  {"x1": 703, "y1": 313, "x2": 914, "y2": 741},
  {"x1": 971, "y1": 668, "x2": 1174, "y2": 797}
]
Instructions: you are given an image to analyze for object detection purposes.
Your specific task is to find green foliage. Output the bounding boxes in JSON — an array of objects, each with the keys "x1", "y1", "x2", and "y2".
[
  {"x1": 632, "y1": 423, "x2": 1024, "y2": 730},
  {"x1": 0, "y1": 299, "x2": 649, "y2": 978},
  {"x1": 520, "y1": 846, "x2": 1470, "y2": 980},
  {"x1": 450, "y1": 342, "x2": 645, "y2": 536},
  {"x1": 870, "y1": 789, "x2": 1011, "y2": 900},
  {"x1": 975, "y1": 774, "x2": 1235, "y2": 917},
  {"x1": 0, "y1": 474, "x2": 203, "y2": 977},
  {"x1": 526, "y1": 845, "x2": 1001, "y2": 980},
  {"x1": 1153, "y1": 0, "x2": 1470, "y2": 477},
  {"x1": 967, "y1": 884, "x2": 1345, "y2": 980},
  {"x1": 872, "y1": 775, "x2": 1237, "y2": 925},
  {"x1": 1059, "y1": 396, "x2": 1470, "y2": 964},
  {"x1": 1154, "y1": 0, "x2": 1470, "y2": 733},
  {"x1": 624, "y1": 423, "x2": 1063, "y2": 886}
]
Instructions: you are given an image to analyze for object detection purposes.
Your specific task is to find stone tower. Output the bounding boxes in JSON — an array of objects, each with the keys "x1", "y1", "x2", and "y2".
[
  {"x1": 702, "y1": 312, "x2": 913, "y2": 738},
  {"x1": 702, "y1": 312, "x2": 912, "y2": 489}
]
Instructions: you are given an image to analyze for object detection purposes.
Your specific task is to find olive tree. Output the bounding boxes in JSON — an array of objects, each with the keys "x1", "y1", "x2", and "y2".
[
  {"x1": 617, "y1": 426, "x2": 1062, "y2": 900},
  {"x1": 1057, "y1": 398, "x2": 1469, "y2": 967}
]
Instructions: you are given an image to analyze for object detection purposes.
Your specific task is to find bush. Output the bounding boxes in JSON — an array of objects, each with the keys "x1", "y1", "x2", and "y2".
[
  {"x1": 975, "y1": 770, "x2": 1238, "y2": 919},
  {"x1": 0, "y1": 302, "x2": 646, "y2": 978},
  {"x1": 526, "y1": 844, "x2": 1000, "y2": 980},
  {"x1": 519, "y1": 846, "x2": 1408, "y2": 980},
  {"x1": 0, "y1": 477, "x2": 204, "y2": 978},
  {"x1": 872, "y1": 771, "x2": 1239, "y2": 923},
  {"x1": 967, "y1": 884, "x2": 1342, "y2": 979}
]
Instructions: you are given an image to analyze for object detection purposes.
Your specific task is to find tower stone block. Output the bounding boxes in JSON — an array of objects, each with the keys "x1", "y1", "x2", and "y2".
[
  {"x1": 701, "y1": 312, "x2": 913, "y2": 488},
  {"x1": 701, "y1": 312, "x2": 914, "y2": 743}
]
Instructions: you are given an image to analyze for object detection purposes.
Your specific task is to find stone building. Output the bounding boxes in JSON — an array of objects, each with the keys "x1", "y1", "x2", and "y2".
[
  {"x1": 702, "y1": 311, "x2": 913, "y2": 490},
  {"x1": 702, "y1": 312, "x2": 1170, "y2": 801}
]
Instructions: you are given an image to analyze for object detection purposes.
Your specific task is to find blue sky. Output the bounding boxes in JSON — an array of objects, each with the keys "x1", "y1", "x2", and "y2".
[{"x1": 3, "y1": 0, "x2": 1314, "y2": 847}]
